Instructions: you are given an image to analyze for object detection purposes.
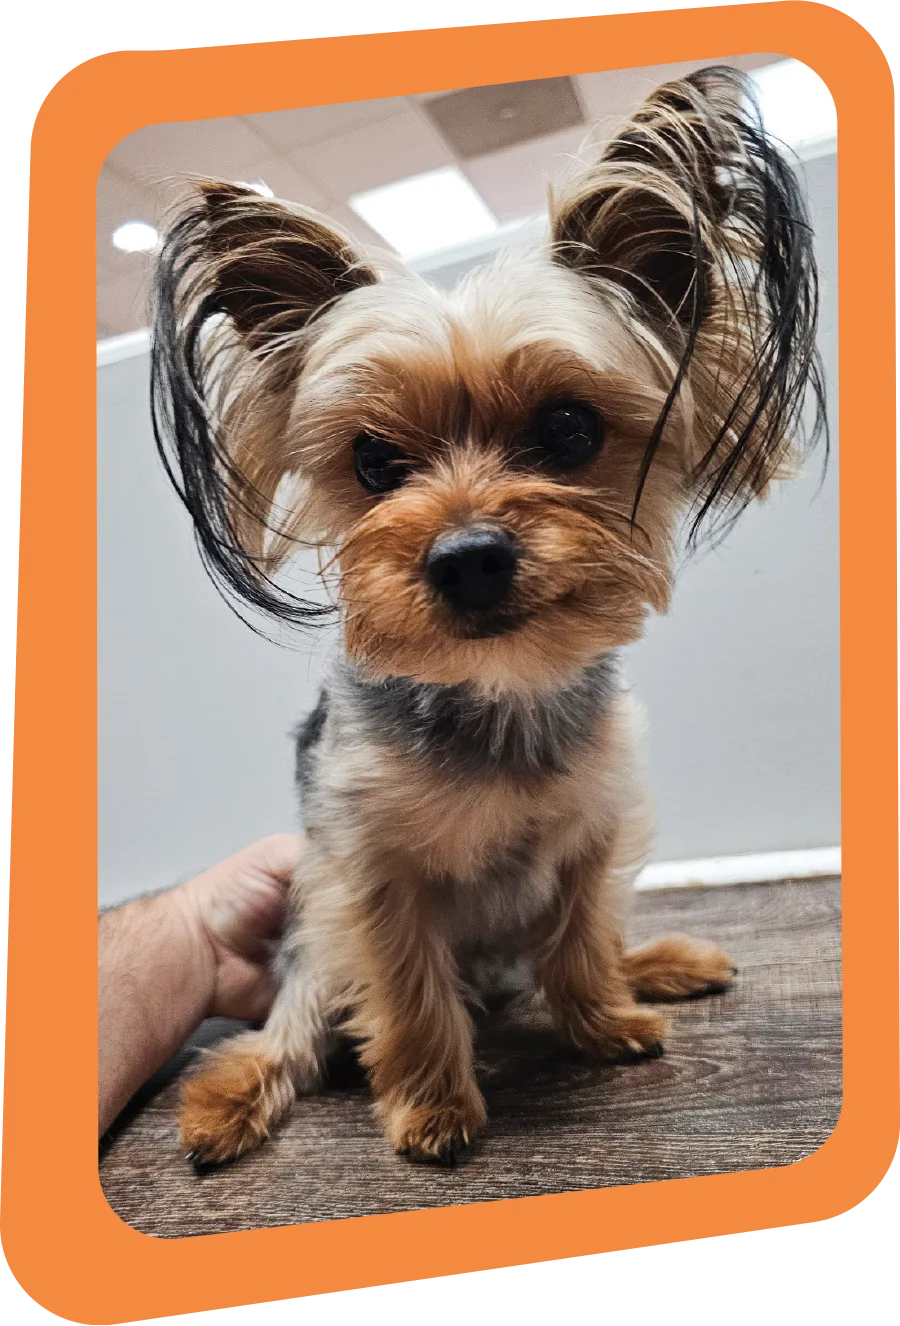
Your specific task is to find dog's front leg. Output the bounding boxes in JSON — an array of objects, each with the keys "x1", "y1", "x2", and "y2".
[
  {"x1": 178, "y1": 953, "x2": 326, "y2": 1169},
  {"x1": 538, "y1": 842, "x2": 667, "y2": 1061},
  {"x1": 350, "y1": 874, "x2": 486, "y2": 1165},
  {"x1": 178, "y1": 848, "x2": 336, "y2": 1169}
]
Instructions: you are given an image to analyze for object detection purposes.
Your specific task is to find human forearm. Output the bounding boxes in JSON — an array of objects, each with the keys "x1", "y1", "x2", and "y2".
[
  {"x1": 98, "y1": 835, "x2": 301, "y2": 1137},
  {"x1": 98, "y1": 884, "x2": 214, "y2": 1135}
]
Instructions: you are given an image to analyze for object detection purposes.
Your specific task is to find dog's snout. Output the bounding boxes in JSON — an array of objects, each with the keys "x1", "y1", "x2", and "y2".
[{"x1": 426, "y1": 526, "x2": 517, "y2": 612}]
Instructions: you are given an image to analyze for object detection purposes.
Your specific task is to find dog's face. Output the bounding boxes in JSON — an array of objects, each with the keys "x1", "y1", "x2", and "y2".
[
  {"x1": 152, "y1": 67, "x2": 825, "y2": 690},
  {"x1": 284, "y1": 258, "x2": 682, "y2": 687}
]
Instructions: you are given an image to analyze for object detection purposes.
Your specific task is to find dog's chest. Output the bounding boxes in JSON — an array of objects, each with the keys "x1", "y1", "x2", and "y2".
[
  {"x1": 431, "y1": 830, "x2": 556, "y2": 948},
  {"x1": 297, "y1": 659, "x2": 634, "y2": 949}
]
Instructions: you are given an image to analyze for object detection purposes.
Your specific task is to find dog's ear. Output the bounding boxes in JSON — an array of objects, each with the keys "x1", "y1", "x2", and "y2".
[
  {"x1": 550, "y1": 70, "x2": 744, "y2": 326},
  {"x1": 150, "y1": 182, "x2": 379, "y2": 633},
  {"x1": 165, "y1": 180, "x2": 377, "y2": 347},
  {"x1": 552, "y1": 66, "x2": 827, "y2": 540}
]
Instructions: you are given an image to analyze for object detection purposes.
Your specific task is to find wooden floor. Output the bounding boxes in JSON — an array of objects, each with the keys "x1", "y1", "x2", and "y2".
[{"x1": 100, "y1": 877, "x2": 842, "y2": 1238}]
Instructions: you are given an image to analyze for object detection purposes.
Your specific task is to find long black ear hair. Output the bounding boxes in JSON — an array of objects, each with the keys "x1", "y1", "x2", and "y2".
[
  {"x1": 551, "y1": 65, "x2": 828, "y2": 544},
  {"x1": 150, "y1": 180, "x2": 378, "y2": 631}
]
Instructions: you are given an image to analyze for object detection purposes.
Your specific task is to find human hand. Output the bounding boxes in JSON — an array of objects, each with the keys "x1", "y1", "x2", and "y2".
[{"x1": 178, "y1": 833, "x2": 305, "y2": 1022}]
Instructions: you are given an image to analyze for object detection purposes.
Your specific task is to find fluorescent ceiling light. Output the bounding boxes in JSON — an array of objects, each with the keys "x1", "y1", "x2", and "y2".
[
  {"x1": 112, "y1": 220, "x2": 159, "y2": 253},
  {"x1": 348, "y1": 166, "x2": 498, "y2": 259},
  {"x1": 750, "y1": 59, "x2": 837, "y2": 152}
]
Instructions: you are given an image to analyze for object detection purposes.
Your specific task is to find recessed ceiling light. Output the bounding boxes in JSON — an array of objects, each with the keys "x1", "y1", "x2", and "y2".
[
  {"x1": 235, "y1": 179, "x2": 274, "y2": 198},
  {"x1": 348, "y1": 166, "x2": 498, "y2": 259},
  {"x1": 112, "y1": 221, "x2": 159, "y2": 253},
  {"x1": 750, "y1": 59, "x2": 837, "y2": 151}
]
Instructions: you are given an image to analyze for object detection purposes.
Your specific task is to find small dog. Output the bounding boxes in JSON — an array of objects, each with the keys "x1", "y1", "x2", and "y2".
[{"x1": 151, "y1": 67, "x2": 825, "y2": 1167}]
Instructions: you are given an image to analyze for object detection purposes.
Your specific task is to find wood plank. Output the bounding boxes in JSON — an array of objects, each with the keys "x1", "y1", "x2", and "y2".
[{"x1": 99, "y1": 878, "x2": 842, "y2": 1237}]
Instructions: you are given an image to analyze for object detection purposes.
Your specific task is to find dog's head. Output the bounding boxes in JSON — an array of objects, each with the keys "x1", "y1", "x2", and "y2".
[{"x1": 151, "y1": 66, "x2": 826, "y2": 690}]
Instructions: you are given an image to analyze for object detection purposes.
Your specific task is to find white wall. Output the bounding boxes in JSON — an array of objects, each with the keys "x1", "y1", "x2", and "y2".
[{"x1": 97, "y1": 151, "x2": 838, "y2": 907}]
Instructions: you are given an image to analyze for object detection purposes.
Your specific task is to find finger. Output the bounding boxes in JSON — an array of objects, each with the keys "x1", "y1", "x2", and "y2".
[{"x1": 244, "y1": 833, "x2": 307, "y2": 887}]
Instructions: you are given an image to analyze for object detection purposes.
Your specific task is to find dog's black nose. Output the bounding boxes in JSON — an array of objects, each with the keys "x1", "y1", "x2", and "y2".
[{"x1": 426, "y1": 526, "x2": 517, "y2": 612}]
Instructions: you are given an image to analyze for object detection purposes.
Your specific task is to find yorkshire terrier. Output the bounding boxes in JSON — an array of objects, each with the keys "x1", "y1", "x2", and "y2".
[{"x1": 150, "y1": 66, "x2": 826, "y2": 1167}]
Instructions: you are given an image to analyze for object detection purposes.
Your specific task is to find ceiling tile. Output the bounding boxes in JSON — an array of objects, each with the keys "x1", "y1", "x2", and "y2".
[
  {"x1": 461, "y1": 126, "x2": 590, "y2": 224},
  {"x1": 292, "y1": 107, "x2": 455, "y2": 200},
  {"x1": 239, "y1": 155, "x2": 331, "y2": 211},
  {"x1": 241, "y1": 96, "x2": 408, "y2": 152},
  {"x1": 575, "y1": 63, "x2": 701, "y2": 129},
  {"x1": 723, "y1": 52, "x2": 782, "y2": 71},
  {"x1": 105, "y1": 116, "x2": 274, "y2": 193},
  {"x1": 574, "y1": 55, "x2": 780, "y2": 131},
  {"x1": 422, "y1": 78, "x2": 584, "y2": 160},
  {"x1": 411, "y1": 89, "x2": 463, "y2": 102}
]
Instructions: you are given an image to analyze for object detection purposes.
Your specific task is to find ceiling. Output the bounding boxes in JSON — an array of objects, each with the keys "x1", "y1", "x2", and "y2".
[{"x1": 97, "y1": 53, "x2": 776, "y2": 339}]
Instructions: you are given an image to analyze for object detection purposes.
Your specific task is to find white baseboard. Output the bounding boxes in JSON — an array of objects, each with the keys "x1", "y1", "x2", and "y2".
[
  {"x1": 636, "y1": 846, "x2": 841, "y2": 890},
  {"x1": 97, "y1": 328, "x2": 150, "y2": 367}
]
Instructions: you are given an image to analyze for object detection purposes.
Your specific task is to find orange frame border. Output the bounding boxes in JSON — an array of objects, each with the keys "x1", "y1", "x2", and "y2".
[{"x1": 3, "y1": 4, "x2": 898, "y2": 1322}]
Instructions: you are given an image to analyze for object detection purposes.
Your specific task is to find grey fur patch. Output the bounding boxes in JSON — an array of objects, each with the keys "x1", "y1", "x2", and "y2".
[
  {"x1": 292, "y1": 690, "x2": 329, "y2": 795},
  {"x1": 334, "y1": 653, "x2": 621, "y2": 781},
  {"x1": 463, "y1": 951, "x2": 535, "y2": 1012}
]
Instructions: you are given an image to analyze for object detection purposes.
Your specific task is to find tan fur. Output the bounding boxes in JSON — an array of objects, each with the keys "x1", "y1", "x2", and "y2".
[
  {"x1": 180, "y1": 1033, "x2": 295, "y2": 1165},
  {"x1": 624, "y1": 935, "x2": 738, "y2": 1000},
  {"x1": 339, "y1": 436, "x2": 674, "y2": 688},
  {"x1": 538, "y1": 841, "x2": 669, "y2": 1061},
  {"x1": 182, "y1": 691, "x2": 700, "y2": 1164}
]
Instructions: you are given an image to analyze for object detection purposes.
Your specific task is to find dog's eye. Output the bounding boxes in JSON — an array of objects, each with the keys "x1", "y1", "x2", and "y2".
[
  {"x1": 534, "y1": 401, "x2": 604, "y2": 469},
  {"x1": 353, "y1": 434, "x2": 411, "y2": 494}
]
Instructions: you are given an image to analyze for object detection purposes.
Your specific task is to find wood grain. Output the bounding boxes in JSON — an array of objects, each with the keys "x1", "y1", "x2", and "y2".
[{"x1": 99, "y1": 877, "x2": 842, "y2": 1237}]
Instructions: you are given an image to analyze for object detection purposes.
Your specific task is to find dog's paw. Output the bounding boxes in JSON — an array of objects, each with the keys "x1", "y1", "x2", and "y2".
[
  {"x1": 567, "y1": 1003, "x2": 668, "y2": 1063},
  {"x1": 382, "y1": 1091, "x2": 487, "y2": 1166},
  {"x1": 625, "y1": 934, "x2": 738, "y2": 1001},
  {"x1": 179, "y1": 1047, "x2": 294, "y2": 1171}
]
